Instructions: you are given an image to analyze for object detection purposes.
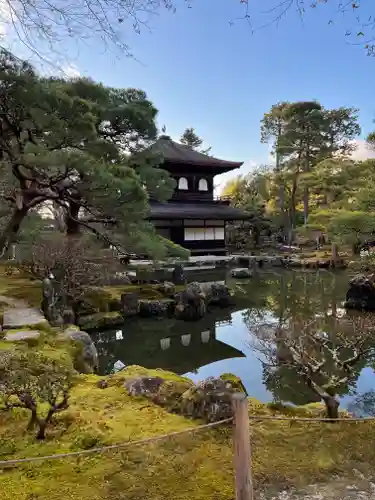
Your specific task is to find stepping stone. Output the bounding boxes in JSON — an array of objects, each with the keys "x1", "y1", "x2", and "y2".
[
  {"x1": 2, "y1": 307, "x2": 47, "y2": 329},
  {"x1": 4, "y1": 330, "x2": 41, "y2": 342},
  {"x1": 231, "y1": 268, "x2": 253, "y2": 279}
]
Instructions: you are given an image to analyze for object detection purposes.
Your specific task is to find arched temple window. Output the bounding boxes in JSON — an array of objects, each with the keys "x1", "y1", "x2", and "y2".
[
  {"x1": 178, "y1": 177, "x2": 188, "y2": 190},
  {"x1": 198, "y1": 178, "x2": 208, "y2": 191}
]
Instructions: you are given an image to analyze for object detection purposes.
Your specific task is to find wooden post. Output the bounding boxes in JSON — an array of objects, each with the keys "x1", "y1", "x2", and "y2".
[{"x1": 232, "y1": 393, "x2": 253, "y2": 500}]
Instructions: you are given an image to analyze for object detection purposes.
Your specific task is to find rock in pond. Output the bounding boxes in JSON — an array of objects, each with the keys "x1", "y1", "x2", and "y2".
[
  {"x1": 197, "y1": 281, "x2": 233, "y2": 306},
  {"x1": 231, "y1": 268, "x2": 252, "y2": 279},
  {"x1": 174, "y1": 283, "x2": 206, "y2": 321},
  {"x1": 345, "y1": 274, "x2": 375, "y2": 311},
  {"x1": 120, "y1": 293, "x2": 139, "y2": 317},
  {"x1": 174, "y1": 281, "x2": 232, "y2": 321},
  {"x1": 138, "y1": 299, "x2": 175, "y2": 318},
  {"x1": 157, "y1": 281, "x2": 176, "y2": 297}
]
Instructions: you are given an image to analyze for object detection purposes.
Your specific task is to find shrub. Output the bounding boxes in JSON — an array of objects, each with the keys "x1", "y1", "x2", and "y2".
[{"x1": 0, "y1": 348, "x2": 75, "y2": 439}]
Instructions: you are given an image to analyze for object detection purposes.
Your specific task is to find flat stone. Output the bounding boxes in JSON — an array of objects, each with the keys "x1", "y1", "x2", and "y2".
[
  {"x1": 4, "y1": 330, "x2": 41, "y2": 341},
  {"x1": 2, "y1": 307, "x2": 47, "y2": 329},
  {"x1": 231, "y1": 268, "x2": 252, "y2": 278}
]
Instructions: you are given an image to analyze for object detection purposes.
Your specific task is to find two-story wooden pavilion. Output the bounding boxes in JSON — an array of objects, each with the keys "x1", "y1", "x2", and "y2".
[{"x1": 148, "y1": 137, "x2": 251, "y2": 256}]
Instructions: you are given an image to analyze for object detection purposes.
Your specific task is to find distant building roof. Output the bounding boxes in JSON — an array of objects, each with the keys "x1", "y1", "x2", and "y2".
[
  {"x1": 149, "y1": 137, "x2": 243, "y2": 170},
  {"x1": 149, "y1": 201, "x2": 252, "y2": 220}
]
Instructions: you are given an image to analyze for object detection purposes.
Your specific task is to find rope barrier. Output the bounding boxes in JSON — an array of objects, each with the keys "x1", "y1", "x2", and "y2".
[
  {"x1": 2, "y1": 413, "x2": 375, "y2": 467},
  {"x1": 249, "y1": 415, "x2": 375, "y2": 422},
  {"x1": 0, "y1": 417, "x2": 234, "y2": 467}
]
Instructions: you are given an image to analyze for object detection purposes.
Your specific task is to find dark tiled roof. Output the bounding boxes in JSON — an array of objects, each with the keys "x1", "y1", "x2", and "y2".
[
  {"x1": 149, "y1": 201, "x2": 252, "y2": 220},
  {"x1": 149, "y1": 138, "x2": 243, "y2": 170}
]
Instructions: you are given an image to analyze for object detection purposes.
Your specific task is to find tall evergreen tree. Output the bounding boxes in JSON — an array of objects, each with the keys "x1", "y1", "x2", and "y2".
[
  {"x1": 261, "y1": 101, "x2": 360, "y2": 234},
  {"x1": 180, "y1": 128, "x2": 211, "y2": 154}
]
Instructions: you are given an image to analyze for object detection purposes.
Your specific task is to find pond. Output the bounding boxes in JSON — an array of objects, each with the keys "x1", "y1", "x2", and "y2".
[{"x1": 92, "y1": 270, "x2": 375, "y2": 411}]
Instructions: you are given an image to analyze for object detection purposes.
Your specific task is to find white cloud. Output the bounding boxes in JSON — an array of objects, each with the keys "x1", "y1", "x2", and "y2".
[{"x1": 350, "y1": 139, "x2": 375, "y2": 161}]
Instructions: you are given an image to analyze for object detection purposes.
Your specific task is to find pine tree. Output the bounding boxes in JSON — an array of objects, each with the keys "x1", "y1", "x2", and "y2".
[
  {"x1": 0, "y1": 49, "x2": 185, "y2": 259},
  {"x1": 180, "y1": 127, "x2": 211, "y2": 155}
]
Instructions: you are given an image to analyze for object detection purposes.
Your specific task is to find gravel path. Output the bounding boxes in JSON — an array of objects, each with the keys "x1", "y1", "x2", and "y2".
[{"x1": 261, "y1": 473, "x2": 375, "y2": 499}]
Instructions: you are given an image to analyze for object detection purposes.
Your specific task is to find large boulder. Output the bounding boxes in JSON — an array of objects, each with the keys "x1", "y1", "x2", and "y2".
[
  {"x1": 180, "y1": 376, "x2": 245, "y2": 422},
  {"x1": 153, "y1": 380, "x2": 194, "y2": 412},
  {"x1": 197, "y1": 281, "x2": 233, "y2": 307},
  {"x1": 174, "y1": 282, "x2": 207, "y2": 321},
  {"x1": 120, "y1": 293, "x2": 139, "y2": 317},
  {"x1": 157, "y1": 282, "x2": 176, "y2": 297},
  {"x1": 174, "y1": 281, "x2": 232, "y2": 321},
  {"x1": 124, "y1": 376, "x2": 165, "y2": 398},
  {"x1": 138, "y1": 299, "x2": 175, "y2": 318},
  {"x1": 63, "y1": 326, "x2": 99, "y2": 374},
  {"x1": 344, "y1": 274, "x2": 375, "y2": 311},
  {"x1": 122, "y1": 372, "x2": 246, "y2": 422}
]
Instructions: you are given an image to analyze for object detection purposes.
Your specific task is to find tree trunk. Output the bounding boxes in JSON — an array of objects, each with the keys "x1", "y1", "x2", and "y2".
[
  {"x1": 323, "y1": 396, "x2": 339, "y2": 420},
  {"x1": 303, "y1": 187, "x2": 309, "y2": 226},
  {"x1": 35, "y1": 408, "x2": 55, "y2": 440},
  {"x1": 352, "y1": 240, "x2": 361, "y2": 255},
  {"x1": 27, "y1": 409, "x2": 38, "y2": 430},
  {"x1": 0, "y1": 207, "x2": 28, "y2": 257},
  {"x1": 65, "y1": 202, "x2": 81, "y2": 236},
  {"x1": 36, "y1": 420, "x2": 47, "y2": 440},
  {"x1": 290, "y1": 176, "x2": 298, "y2": 232},
  {"x1": 331, "y1": 243, "x2": 338, "y2": 268}
]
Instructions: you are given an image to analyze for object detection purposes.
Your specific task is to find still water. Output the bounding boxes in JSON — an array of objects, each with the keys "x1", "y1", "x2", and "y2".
[{"x1": 92, "y1": 270, "x2": 375, "y2": 409}]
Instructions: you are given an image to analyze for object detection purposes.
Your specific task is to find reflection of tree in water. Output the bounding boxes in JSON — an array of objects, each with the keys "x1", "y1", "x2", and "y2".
[
  {"x1": 243, "y1": 271, "x2": 375, "y2": 416},
  {"x1": 348, "y1": 391, "x2": 375, "y2": 417}
]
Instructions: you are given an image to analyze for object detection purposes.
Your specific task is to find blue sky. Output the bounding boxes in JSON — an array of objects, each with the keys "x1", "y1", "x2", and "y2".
[{"x1": 6, "y1": 0, "x2": 375, "y2": 187}]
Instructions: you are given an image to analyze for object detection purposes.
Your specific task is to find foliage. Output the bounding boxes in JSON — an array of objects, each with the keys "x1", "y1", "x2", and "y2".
[
  {"x1": 261, "y1": 101, "x2": 360, "y2": 229},
  {"x1": 180, "y1": 127, "x2": 211, "y2": 155},
  {"x1": 18, "y1": 233, "x2": 124, "y2": 321},
  {"x1": 0, "y1": 49, "x2": 181, "y2": 260},
  {"x1": 223, "y1": 99, "x2": 368, "y2": 249},
  {"x1": 0, "y1": 347, "x2": 74, "y2": 439},
  {"x1": 222, "y1": 167, "x2": 273, "y2": 248}
]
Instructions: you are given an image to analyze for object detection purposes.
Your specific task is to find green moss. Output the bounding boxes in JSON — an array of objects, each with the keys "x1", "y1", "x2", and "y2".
[
  {"x1": 78, "y1": 311, "x2": 123, "y2": 331},
  {"x1": 1, "y1": 359, "x2": 375, "y2": 499},
  {"x1": 1, "y1": 366, "x2": 375, "y2": 499},
  {"x1": 0, "y1": 270, "x2": 42, "y2": 307},
  {"x1": 220, "y1": 373, "x2": 247, "y2": 393}
]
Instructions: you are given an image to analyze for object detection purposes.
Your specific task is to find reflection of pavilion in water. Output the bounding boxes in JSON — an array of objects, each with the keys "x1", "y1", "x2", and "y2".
[{"x1": 92, "y1": 308, "x2": 245, "y2": 375}]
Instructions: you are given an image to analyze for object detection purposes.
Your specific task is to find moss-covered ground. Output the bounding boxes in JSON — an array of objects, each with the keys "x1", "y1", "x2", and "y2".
[
  {"x1": 1, "y1": 357, "x2": 375, "y2": 500},
  {"x1": 0, "y1": 265, "x2": 42, "y2": 308}
]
